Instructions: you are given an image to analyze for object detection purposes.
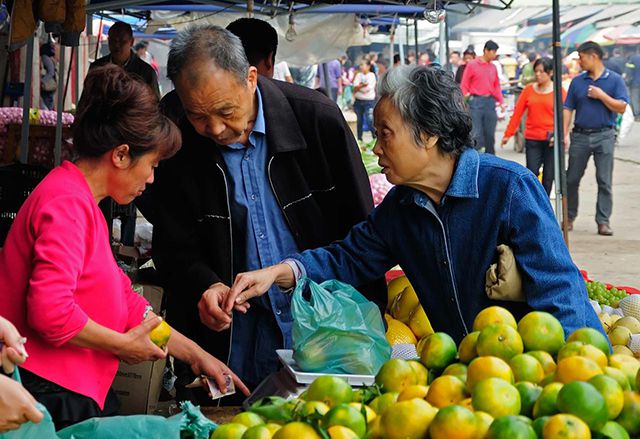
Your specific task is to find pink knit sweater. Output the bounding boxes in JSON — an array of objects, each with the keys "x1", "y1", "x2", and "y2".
[{"x1": 0, "y1": 161, "x2": 148, "y2": 409}]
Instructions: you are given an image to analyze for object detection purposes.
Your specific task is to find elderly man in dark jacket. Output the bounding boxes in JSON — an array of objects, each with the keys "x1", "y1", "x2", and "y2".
[{"x1": 139, "y1": 24, "x2": 384, "y2": 402}]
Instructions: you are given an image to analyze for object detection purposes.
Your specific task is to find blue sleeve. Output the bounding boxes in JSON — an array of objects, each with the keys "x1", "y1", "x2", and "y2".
[
  {"x1": 614, "y1": 75, "x2": 630, "y2": 103},
  {"x1": 292, "y1": 210, "x2": 396, "y2": 288},
  {"x1": 506, "y1": 172, "x2": 605, "y2": 338},
  {"x1": 564, "y1": 80, "x2": 577, "y2": 110}
]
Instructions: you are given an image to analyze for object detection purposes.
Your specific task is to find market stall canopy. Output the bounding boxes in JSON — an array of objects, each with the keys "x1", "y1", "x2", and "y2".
[
  {"x1": 596, "y1": 6, "x2": 640, "y2": 28},
  {"x1": 560, "y1": 4, "x2": 639, "y2": 43},
  {"x1": 451, "y1": 7, "x2": 546, "y2": 32},
  {"x1": 533, "y1": 5, "x2": 604, "y2": 38}
]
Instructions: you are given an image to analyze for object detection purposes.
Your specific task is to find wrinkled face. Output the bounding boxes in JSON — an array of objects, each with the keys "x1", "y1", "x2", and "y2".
[
  {"x1": 112, "y1": 150, "x2": 160, "y2": 205},
  {"x1": 175, "y1": 61, "x2": 258, "y2": 145},
  {"x1": 108, "y1": 29, "x2": 133, "y2": 63},
  {"x1": 534, "y1": 64, "x2": 552, "y2": 85},
  {"x1": 372, "y1": 97, "x2": 433, "y2": 186}
]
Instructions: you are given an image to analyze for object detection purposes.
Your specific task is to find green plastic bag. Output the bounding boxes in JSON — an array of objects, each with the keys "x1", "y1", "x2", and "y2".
[
  {"x1": 291, "y1": 278, "x2": 391, "y2": 375},
  {"x1": 0, "y1": 369, "x2": 58, "y2": 439}
]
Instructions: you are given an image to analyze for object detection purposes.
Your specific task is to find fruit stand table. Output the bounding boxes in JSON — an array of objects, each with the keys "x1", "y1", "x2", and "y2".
[{"x1": 200, "y1": 407, "x2": 243, "y2": 424}]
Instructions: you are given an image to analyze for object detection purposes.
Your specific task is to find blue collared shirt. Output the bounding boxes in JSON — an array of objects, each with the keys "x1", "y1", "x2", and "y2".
[
  {"x1": 220, "y1": 88, "x2": 298, "y2": 383},
  {"x1": 564, "y1": 69, "x2": 628, "y2": 129},
  {"x1": 291, "y1": 148, "x2": 604, "y2": 343}
]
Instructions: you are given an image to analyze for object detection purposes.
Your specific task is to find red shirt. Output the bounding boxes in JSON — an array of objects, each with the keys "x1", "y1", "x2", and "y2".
[
  {"x1": 460, "y1": 58, "x2": 504, "y2": 104},
  {"x1": 504, "y1": 84, "x2": 567, "y2": 141},
  {"x1": 0, "y1": 161, "x2": 148, "y2": 408}
]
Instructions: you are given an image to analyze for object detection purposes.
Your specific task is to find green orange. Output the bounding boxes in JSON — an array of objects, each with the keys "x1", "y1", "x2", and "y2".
[
  {"x1": 485, "y1": 415, "x2": 536, "y2": 439},
  {"x1": 515, "y1": 382, "x2": 542, "y2": 418},
  {"x1": 466, "y1": 356, "x2": 513, "y2": 393},
  {"x1": 588, "y1": 374, "x2": 624, "y2": 420},
  {"x1": 306, "y1": 376, "x2": 353, "y2": 407},
  {"x1": 272, "y1": 422, "x2": 321, "y2": 439},
  {"x1": 567, "y1": 327, "x2": 610, "y2": 357},
  {"x1": 426, "y1": 375, "x2": 467, "y2": 408},
  {"x1": 527, "y1": 350, "x2": 556, "y2": 376},
  {"x1": 556, "y1": 381, "x2": 608, "y2": 430},
  {"x1": 419, "y1": 332, "x2": 457, "y2": 371},
  {"x1": 509, "y1": 354, "x2": 544, "y2": 384},
  {"x1": 542, "y1": 414, "x2": 591, "y2": 439},
  {"x1": 476, "y1": 324, "x2": 524, "y2": 361},
  {"x1": 532, "y1": 382, "x2": 563, "y2": 418},
  {"x1": 374, "y1": 359, "x2": 416, "y2": 393},
  {"x1": 458, "y1": 331, "x2": 480, "y2": 364},
  {"x1": 615, "y1": 391, "x2": 640, "y2": 436},
  {"x1": 380, "y1": 398, "x2": 437, "y2": 439},
  {"x1": 429, "y1": 405, "x2": 478, "y2": 439},
  {"x1": 322, "y1": 404, "x2": 366, "y2": 438},
  {"x1": 517, "y1": 312, "x2": 565, "y2": 355},
  {"x1": 211, "y1": 423, "x2": 248, "y2": 439},
  {"x1": 471, "y1": 378, "x2": 521, "y2": 418},
  {"x1": 599, "y1": 421, "x2": 631, "y2": 439}
]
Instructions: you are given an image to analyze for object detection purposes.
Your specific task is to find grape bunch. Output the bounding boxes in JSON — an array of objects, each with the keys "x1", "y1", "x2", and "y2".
[{"x1": 586, "y1": 280, "x2": 627, "y2": 306}]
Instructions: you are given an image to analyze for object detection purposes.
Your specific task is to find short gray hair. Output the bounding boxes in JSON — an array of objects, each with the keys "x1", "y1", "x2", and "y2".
[
  {"x1": 167, "y1": 24, "x2": 249, "y2": 84},
  {"x1": 377, "y1": 65, "x2": 472, "y2": 156}
]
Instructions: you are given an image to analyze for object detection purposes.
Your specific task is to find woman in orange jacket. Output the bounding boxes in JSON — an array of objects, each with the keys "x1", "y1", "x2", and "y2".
[{"x1": 501, "y1": 57, "x2": 566, "y2": 195}]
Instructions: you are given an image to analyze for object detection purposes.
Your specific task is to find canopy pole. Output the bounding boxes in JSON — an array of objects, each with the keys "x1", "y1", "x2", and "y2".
[
  {"x1": 414, "y1": 19, "x2": 419, "y2": 62},
  {"x1": 398, "y1": 20, "x2": 405, "y2": 67},
  {"x1": 438, "y1": 17, "x2": 446, "y2": 67},
  {"x1": 19, "y1": 36, "x2": 35, "y2": 164},
  {"x1": 445, "y1": 13, "x2": 451, "y2": 72},
  {"x1": 551, "y1": 0, "x2": 568, "y2": 245},
  {"x1": 321, "y1": 63, "x2": 332, "y2": 101},
  {"x1": 54, "y1": 46, "x2": 66, "y2": 167}
]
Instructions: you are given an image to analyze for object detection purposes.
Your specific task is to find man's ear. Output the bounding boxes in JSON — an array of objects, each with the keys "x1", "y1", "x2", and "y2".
[
  {"x1": 111, "y1": 144, "x2": 132, "y2": 169},
  {"x1": 247, "y1": 66, "x2": 259, "y2": 91}
]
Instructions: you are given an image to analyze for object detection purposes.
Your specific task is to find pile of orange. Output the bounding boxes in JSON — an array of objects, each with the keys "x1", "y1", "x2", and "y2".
[{"x1": 211, "y1": 305, "x2": 640, "y2": 439}]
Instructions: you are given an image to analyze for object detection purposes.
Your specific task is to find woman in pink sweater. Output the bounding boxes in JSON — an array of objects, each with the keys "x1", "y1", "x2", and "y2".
[{"x1": 0, "y1": 65, "x2": 248, "y2": 429}]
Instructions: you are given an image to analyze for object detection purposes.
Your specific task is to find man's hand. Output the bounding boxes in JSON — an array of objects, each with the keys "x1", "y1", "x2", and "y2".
[
  {"x1": 116, "y1": 317, "x2": 167, "y2": 364},
  {"x1": 0, "y1": 317, "x2": 28, "y2": 374},
  {"x1": 189, "y1": 348, "x2": 250, "y2": 397},
  {"x1": 225, "y1": 264, "x2": 295, "y2": 312},
  {"x1": 198, "y1": 283, "x2": 244, "y2": 331},
  {"x1": 0, "y1": 375, "x2": 44, "y2": 433},
  {"x1": 587, "y1": 85, "x2": 604, "y2": 100}
]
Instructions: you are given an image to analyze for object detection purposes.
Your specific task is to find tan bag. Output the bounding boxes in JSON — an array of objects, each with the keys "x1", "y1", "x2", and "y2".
[{"x1": 485, "y1": 244, "x2": 525, "y2": 302}]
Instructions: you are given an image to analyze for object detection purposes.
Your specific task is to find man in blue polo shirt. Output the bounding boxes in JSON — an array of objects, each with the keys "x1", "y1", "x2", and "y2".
[{"x1": 563, "y1": 41, "x2": 628, "y2": 236}]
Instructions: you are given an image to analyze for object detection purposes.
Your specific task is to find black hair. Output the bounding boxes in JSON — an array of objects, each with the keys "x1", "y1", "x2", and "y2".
[
  {"x1": 533, "y1": 57, "x2": 554, "y2": 74},
  {"x1": 108, "y1": 21, "x2": 133, "y2": 38},
  {"x1": 378, "y1": 66, "x2": 473, "y2": 156},
  {"x1": 226, "y1": 18, "x2": 278, "y2": 68},
  {"x1": 578, "y1": 41, "x2": 604, "y2": 60},
  {"x1": 527, "y1": 52, "x2": 537, "y2": 63}
]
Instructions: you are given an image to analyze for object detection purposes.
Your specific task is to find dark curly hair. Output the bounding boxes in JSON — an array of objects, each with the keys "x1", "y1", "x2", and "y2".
[
  {"x1": 73, "y1": 64, "x2": 181, "y2": 161},
  {"x1": 377, "y1": 65, "x2": 473, "y2": 156},
  {"x1": 533, "y1": 57, "x2": 554, "y2": 74}
]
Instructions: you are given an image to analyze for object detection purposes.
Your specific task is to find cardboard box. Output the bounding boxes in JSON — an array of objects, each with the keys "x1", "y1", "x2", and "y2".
[{"x1": 112, "y1": 284, "x2": 165, "y2": 415}]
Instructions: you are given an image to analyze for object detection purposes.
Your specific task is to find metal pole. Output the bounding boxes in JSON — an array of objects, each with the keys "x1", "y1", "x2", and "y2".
[
  {"x1": 405, "y1": 19, "x2": 410, "y2": 63},
  {"x1": 445, "y1": 13, "x2": 451, "y2": 72},
  {"x1": 551, "y1": 0, "x2": 568, "y2": 245},
  {"x1": 19, "y1": 36, "x2": 35, "y2": 164},
  {"x1": 439, "y1": 18, "x2": 446, "y2": 67},
  {"x1": 54, "y1": 46, "x2": 66, "y2": 167},
  {"x1": 414, "y1": 19, "x2": 419, "y2": 62},
  {"x1": 398, "y1": 20, "x2": 405, "y2": 68},
  {"x1": 321, "y1": 63, "x2": 332, "y2": 101}
]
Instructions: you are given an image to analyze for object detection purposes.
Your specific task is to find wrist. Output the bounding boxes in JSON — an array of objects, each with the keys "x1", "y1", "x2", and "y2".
[{"x1": 274, "y1": 263, "x2": 295, "y2": 289}]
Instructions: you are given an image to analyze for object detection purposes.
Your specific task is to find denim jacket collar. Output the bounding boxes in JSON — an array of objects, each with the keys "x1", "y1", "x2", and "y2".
[{"x1": 399, "y1": 147, "x2": 480, "y2": 206}]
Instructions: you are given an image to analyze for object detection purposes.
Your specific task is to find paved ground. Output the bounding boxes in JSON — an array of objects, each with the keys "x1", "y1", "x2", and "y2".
[{"x1": 346, "y1": 111, "x2": 640, "y2": 289}]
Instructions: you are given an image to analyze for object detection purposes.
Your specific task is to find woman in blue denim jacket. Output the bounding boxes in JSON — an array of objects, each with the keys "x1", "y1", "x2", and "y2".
[{"x1": 223, "y1": 65, "x2": 604, "y2": 343}]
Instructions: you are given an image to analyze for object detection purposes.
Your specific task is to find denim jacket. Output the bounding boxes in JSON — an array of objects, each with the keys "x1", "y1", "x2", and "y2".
[{"x1": 294, "y1": 148, "x2": 603, "y2": 342}]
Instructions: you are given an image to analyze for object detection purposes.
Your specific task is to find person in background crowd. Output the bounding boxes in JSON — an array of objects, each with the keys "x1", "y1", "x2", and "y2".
[
  {"x1": 39, "y1": 42, "x2": 56, "y2": 110},
  {"x1": 502, "y1": 57, "x2": 566, "y2": 195},
  {"x1": 455, "y1": 47, "x2": 475, "y2": 84},
  {"x1": 501, "y1": 52, "x2": 519, "y2": 81},
  {"x1": 91, "y1": 22, "x2": 159, "y2": 97},
  {"x1": 460, "y1": 40, "x2": 505, "y2": 154},
  {"x1": 393, "y1": 53, "x2": 402, "y2": 68},
  {"x1": 519, "y1": 52, "x2": 538, "y2": 86},
  {"x1": 448, "y1": 50, "x2": 461, "y2": 76},
  {"x1": 0, "y1": 65, "x2": 248, "y2": 429},
  {"x1": 227, "y1": 18, "x2": 279, "y2": 79},
  {"x1": 90, "y1": 21, "x2": 161, "y2": 245},
  {"x1": 406, "y1": 51, "x2": 416, "y2": 65},
  {"x1": 369, "y1": 52, "x2": 380, "y2": 77},
  {"x1": 604, "y1": 48, "x2": 625, "y2": 75},
  {"x1": 340, "y1": 55, "x2": 355, "y2": 110},
  {"x1": 0, "y1": 316, "x2": 44, "y2": 433},
  {"x1": 142, "y1": 25, "x2": 384, "y2": 404},
  {"x1": 273, "y1": 61, "x2": 293, "y2": 83},
  {"x1": 224, "y1": 65, "x2": 605, "y2": 348},
  {"x1": 317, "y1": 58, "x2": 343, "y2": 102},
  {"x1": 564, "y1": 41, "x2": 628, "y2": 236},
  {"x1": 625, "y1": 48, "x2": 640, "y2": 119},
  {"x1": 353, "y1": 58, "x2": 377, "y2": 142},
  {"x1": 134, "y1": 40, "x2": 160, "y2": 77},
  {"x1": 418, "y1": 52, "x2": 430, "y2": 66}
]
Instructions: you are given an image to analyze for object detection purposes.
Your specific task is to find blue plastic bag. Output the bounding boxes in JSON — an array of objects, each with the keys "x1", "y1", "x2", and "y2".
[{"x1": 291, "y1": 278, "x2": 391, "y2": 375}]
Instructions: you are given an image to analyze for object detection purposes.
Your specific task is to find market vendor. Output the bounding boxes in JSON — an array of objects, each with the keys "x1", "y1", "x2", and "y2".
[
  {"x1": 225, "y1": 65, "x2": 604, "y2": 342},
  {"x1": 0, "y1": 65, "x2": 248, "y2": 430}
]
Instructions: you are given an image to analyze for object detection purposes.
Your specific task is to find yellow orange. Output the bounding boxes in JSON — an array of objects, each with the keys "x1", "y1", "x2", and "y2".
[
  {"x1": 458, "y1": 331, "x2": 480, "y2": 364},
  {"x1": 429, "y1": 405, "x2": 478, "y2": 439},
  {"x1": 466, "y1": 356, "x2": 514, "y2": 393},
  {"x1": 517, "y1": 311, "x2": 565, "y2": 355},
  {"x1": 425, "y1": 375, "x2": 467, "y2": 408},
  {"x1": 542, "y1": 414, "x2": 591, "y2": 439},
  {"x1": 380, "y1": 398, "x2": 437, "y2": 439},
  {"x1": 555, "y1": 356, "x2": 602, "y2": 383},
  {"x1": 472, "y1": 306, "x2": 517, "y2": 332},
  {"x1": 397, "y1": 385, "x2": 429, "y2": 402},
  {"x1": 471, "y1": 378, "x2": 521, "y2": 418}
]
